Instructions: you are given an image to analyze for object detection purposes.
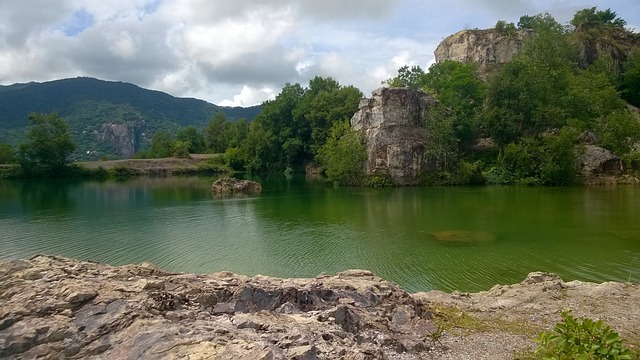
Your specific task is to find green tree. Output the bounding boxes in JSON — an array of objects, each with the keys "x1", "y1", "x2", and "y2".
[
  {"x1": 384, "y1": 65, "x2": 427, "y2": 89},
  {"x1": 149, "y1": 130, "x2": 174, "y2": 158},
  {"x1": 316, "y1": 120, "x2": 367, "y2": 185},
  {"x1": 621, "y1": 47, "x2": 640, "y2": 107},
  {"x1": 0, "y1": 143, "x2": 14, "y2": 164},
  {"x1": 205, "y1": 112, "x2": 230, "y2": 153},
  {"x1": 517, "y1": 12, "x2": 565, "y2": 32},
  {"x1": 597, "y1": 110, "x2": 640, "y2": 155},
  {"x1": 495, "y1": 20, "x2": 516, "y2": 35},
  {"x1": 423, "y1": 60, "x2": 485, "y2": 151},
  {"x1": 571, "y1": 7, "x2": 627, "y2": 29},
  {"x1": 239, "y1": 77, "x2": 361, "y2": 173},
  {"x1": 18, "y1": 112, "x2": 76, "y2": 175},
  {"x1": 482, "y1": 16, "x2": 578, "y2": 151},
  {"x1": 176, "y1": 126, "x2": 205, "y2": 153},
  {"x1": 425, "y1": 106, "x2": 458, "y2": 172}
]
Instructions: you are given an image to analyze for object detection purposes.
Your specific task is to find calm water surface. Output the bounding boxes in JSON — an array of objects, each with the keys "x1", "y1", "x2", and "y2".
[{"x1": 1, "y1": 176, "x2": 639, "y2": 292}]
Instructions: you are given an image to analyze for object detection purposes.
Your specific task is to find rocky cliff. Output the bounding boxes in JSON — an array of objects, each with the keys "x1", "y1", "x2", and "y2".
[
  {"x1": 1, "y1": 256, "x2": 638, "y2": 359},
  {"x1": 95, "y1": 120, "x2": 146, "y2": 158},
  {"x1": 434, "y1": 29, "x2": 533, "y2": 74},
  {"x1": 351, "y1": 87, "x2": 437, "y2": 185},
  {"x1": 575, "y1": 24, "x2": 640, "y2": 68}
]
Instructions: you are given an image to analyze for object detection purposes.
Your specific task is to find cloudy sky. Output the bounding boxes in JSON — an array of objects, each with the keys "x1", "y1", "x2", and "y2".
[{"x1": 1, "y1": 1, "x2": 639, "y2": 107}]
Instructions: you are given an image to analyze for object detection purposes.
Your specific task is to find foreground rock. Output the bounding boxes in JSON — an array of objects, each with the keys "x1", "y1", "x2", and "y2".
[
  {"x1": 212, "y1": 177, "x2": 262, "y2": 195},
  {"x1": 0, "y1": 256, "x2": 434, "y2": 359},
  {"x1": 1, "y1": 256, "x2": 638, "y2": 359}
]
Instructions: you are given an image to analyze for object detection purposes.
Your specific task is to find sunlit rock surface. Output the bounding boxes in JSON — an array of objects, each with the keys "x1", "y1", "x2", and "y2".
[{"x1": 351, "y1": 87, "x2": 436, "y2": 185}]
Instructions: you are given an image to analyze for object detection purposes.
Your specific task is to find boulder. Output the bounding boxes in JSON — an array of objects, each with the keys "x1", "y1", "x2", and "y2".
[
  {"x1": 212, "y1": 177, "x2": 262, "y2": 195},
  {"x1": 578, "y1": 144, "x2": 624, "y2": 183},
  {"x1": 351, "y1": 87, "x2": 436, "y2": 185}
]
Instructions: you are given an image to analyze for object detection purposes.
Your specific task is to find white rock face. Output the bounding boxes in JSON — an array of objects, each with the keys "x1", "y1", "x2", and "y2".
[
  {"x1": 434, "y1": 29, "x2": 533, "y2": 73},
  {"x1": 351, "y1": 87, "x2": 436, "y2": 185}
]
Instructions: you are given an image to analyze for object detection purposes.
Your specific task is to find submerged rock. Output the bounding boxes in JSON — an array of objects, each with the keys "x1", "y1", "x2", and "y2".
[
  {"x1": 212, "y1": 177, "x2": 262, "y2": 195},
  {"x1": 428, "y1": 230, "x2": 496, "y2": 244}
]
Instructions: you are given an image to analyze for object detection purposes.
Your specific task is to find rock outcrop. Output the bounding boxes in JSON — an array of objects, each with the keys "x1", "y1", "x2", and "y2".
[
  {"x1": 575, "y1": 25, "x2": 640, "y2": 69},
  {"x1": 434, "y1": 29, "x2": 533, "y2": 75},
  {"x1": 0, "y1": 255, "x2": 435, "y2": 359},
  {"x1": 2, "y1": 256, "x2": 639, "y2": 359},
  {"x1": 95, "y1": 120, "x2": 146, "y2": 158},
  {"x1": 212, "y1": 177, "x2": 262, "y2": 195},
  {"x1": 578, "y1": 144, "x2": 627, "y2": 184},
  {"x1": 351, "y1": 87, "x2": 437, "y2": 185}
]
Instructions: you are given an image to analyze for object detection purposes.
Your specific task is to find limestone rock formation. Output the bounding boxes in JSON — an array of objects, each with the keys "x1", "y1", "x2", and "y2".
[
  {"x1": 575, "y1": 25, "x2": 640, "y2": 68},
  {"x1": 351, "y1": 87, "x2": 437, "y2": 185},
  {"x1": 212, "y1": 177, "x2": 262, "y2": 195},
  {"x1": 0, "y1": 255, "x2": 435, "y2": 359},
  {"x1": 95, "y1": 120, "x2": 146, "y2": 158},
  {"x1": 434, "y1": 29, "x2": 533, "y2": 75},
  {"x1": 578, "y1": 144, "x2": 625, "y2": 184}
]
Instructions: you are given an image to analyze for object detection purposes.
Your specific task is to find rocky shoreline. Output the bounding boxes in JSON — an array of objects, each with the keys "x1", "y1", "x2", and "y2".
[{"x1": 1, "y1": 255, "x2": 638, "y2": 359}]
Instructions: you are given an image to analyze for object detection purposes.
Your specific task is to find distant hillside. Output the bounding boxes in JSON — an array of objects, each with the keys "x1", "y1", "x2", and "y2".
[{"x1": 0, "y1": 77, "x2": 261, "y2": 159}]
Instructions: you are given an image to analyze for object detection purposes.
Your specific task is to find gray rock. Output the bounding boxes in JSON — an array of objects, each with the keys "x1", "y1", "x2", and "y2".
[
  {"x1": 578, "y1": 144, "x2": 624, "y2": 179},
  {"x1": 434, "y1": 29, "x2": 533, "y2": 77},
  {"x1": 351, "y1": 87, "x2": 437, "y2": 185},
  {"x1": 212, "y1": 177, "x2": 262, "y2": 195}
]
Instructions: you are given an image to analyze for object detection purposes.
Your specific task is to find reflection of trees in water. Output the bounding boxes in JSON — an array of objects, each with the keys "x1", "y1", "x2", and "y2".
[{"x1": 18, "y1": 179, "x2": 79, "y2": 215}]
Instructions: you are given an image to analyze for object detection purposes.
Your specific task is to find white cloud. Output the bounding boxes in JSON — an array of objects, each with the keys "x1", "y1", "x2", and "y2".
[
  {"x1": 0, "y1": 0, "x2": 638, "y2": 106},
  {"x1": 218, "y1": 85, "x2": 276, "y2": 107}
]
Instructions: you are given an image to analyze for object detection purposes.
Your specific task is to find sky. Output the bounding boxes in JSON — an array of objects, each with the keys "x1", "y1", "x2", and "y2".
[{"x1": 1, "y1": 1, "x2": 639, "y2": 107}]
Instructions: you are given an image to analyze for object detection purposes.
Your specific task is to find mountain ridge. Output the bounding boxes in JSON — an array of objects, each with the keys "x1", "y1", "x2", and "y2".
[{"x1": 0, "y1": 77, "x2": 261, "y2": 159}]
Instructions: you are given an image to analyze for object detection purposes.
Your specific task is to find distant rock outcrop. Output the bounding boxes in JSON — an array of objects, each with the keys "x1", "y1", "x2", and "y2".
[
  {"x1": 95, "y1": 120, "x2": 146, "y2": 158},
  {"x1": 351, "y1": 87, "x2": 437, "y2": 185},
  {"x1": 212, "y1": 177, "x2": 262, "y2": 195},
  {"x1": 434, "y1": 29, "x2": 533, "y2": 75}
]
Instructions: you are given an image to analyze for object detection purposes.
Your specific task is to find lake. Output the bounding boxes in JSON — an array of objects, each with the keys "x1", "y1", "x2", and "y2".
[{"x1": 1, "y1": 176, "x2": 639, "y2": 293}]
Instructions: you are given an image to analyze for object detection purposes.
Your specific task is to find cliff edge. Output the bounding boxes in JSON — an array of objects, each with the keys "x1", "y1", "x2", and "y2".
[
  {"x1": 1, "y1": 255, "x2": 638, "y2": 359},
  {"x1": 434, "y1": 29, "x2": 533, "y2": 75}
]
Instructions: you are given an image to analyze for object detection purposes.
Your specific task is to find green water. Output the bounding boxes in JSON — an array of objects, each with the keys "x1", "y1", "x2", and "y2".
[{"x1": 1, "y1": 176, "x2": 639, "y2": 292}]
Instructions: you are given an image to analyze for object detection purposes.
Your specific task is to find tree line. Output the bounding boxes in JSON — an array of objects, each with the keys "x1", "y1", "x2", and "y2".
[{"x1": 3, "y1": 7, "x2": 639, "y2": 186}]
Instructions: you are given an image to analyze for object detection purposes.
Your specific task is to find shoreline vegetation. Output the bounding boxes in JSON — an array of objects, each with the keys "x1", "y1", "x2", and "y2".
[
  {"x1": 0, "y1": 255, "x2": 638, "y2": 359},
  {"x1": 0, "y1": 154, "x2": 233, "y2": 180}
]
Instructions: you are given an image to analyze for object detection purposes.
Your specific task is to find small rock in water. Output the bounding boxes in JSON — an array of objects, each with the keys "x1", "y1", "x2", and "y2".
[{"x1": 211, "y1": 177, "x2": 262, "y2": 195}]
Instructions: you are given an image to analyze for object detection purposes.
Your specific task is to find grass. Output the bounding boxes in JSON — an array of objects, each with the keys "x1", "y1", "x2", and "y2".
[{"x1": 429, "y1": 304, "x2": 542, "y2": 336}]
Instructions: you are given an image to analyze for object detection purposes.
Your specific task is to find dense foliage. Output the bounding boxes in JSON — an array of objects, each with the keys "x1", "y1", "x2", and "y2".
[
  {"x1": 535, "y1": 311, "x2": 636, "y2": 360},
  {"x1": 384, "y1": 8, "x2": 640, "y2": 186},
  {"x1": 238, "y1": 77, "x2": 363, "y2": 176},
  {"x1": 17, "y1": 113, "x2": 76, "y2": 175}
]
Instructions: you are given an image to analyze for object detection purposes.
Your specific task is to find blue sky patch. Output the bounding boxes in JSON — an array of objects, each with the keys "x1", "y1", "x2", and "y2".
[{"x1": 62, "y1": 8, "x2": 95, "y2": 36}]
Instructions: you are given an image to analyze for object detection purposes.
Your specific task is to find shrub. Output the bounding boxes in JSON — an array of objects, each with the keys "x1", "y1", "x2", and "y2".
[{"x1": 535, "y1": 310, "x2": 636, "y2": 360}]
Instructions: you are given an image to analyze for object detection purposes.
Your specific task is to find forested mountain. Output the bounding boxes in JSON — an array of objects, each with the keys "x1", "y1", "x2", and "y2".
[{"x1": 0, "y1": 77, "x2": 260, "y2": 159}]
